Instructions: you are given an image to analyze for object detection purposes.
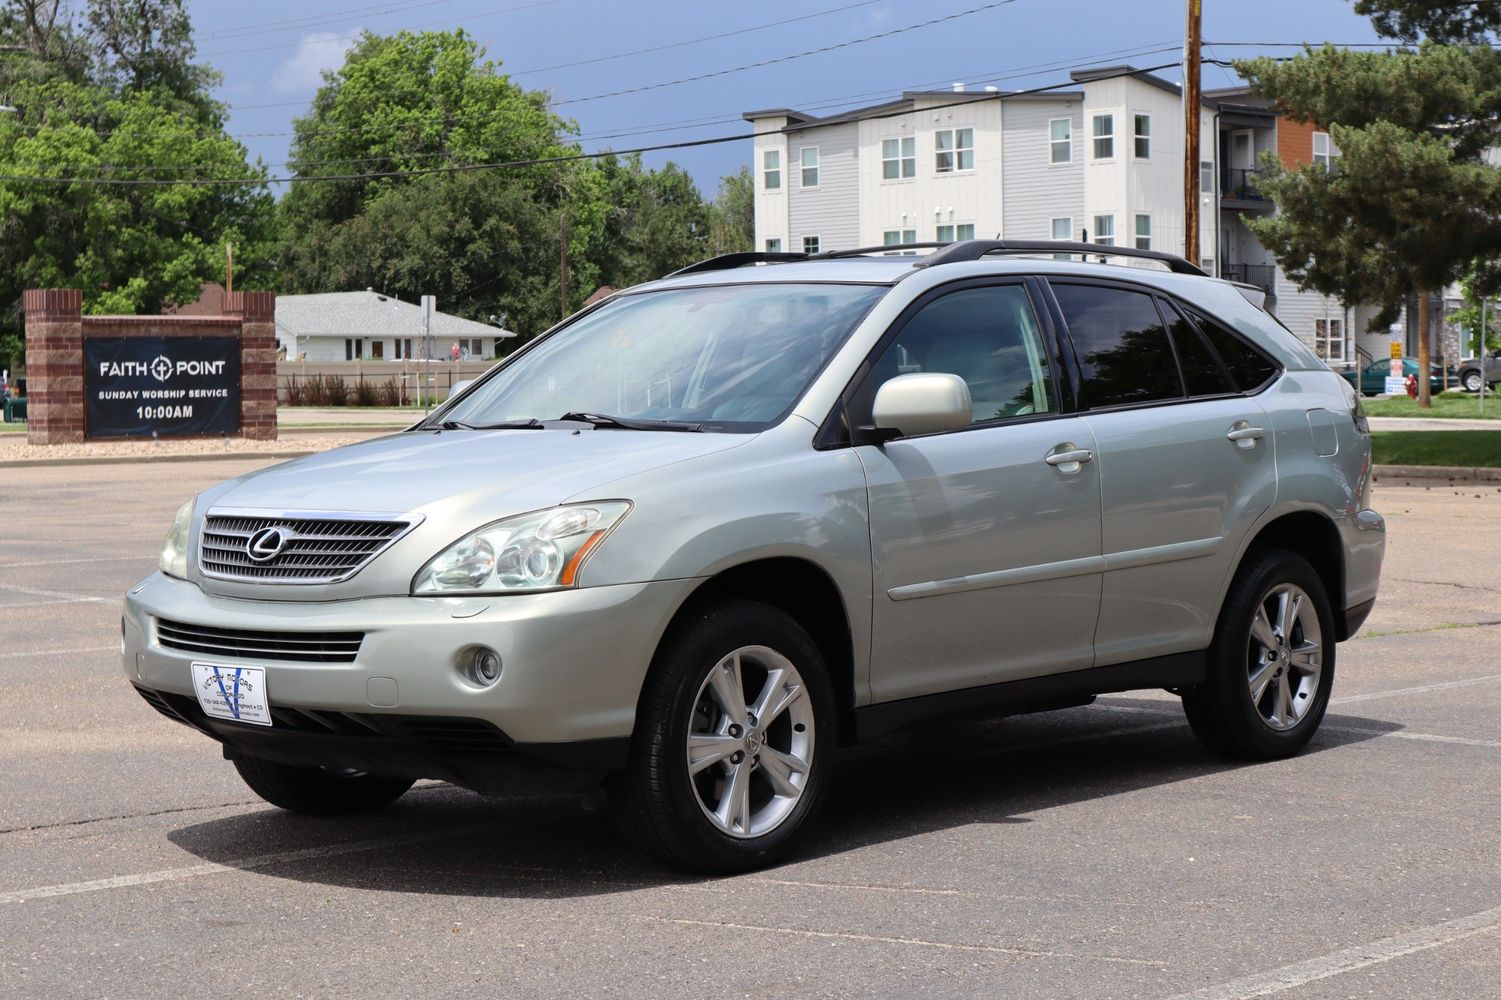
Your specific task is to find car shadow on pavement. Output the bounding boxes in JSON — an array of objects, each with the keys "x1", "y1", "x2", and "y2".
[{"x1": 165, "y1": 697, "x2": 1400, "y2": 899}]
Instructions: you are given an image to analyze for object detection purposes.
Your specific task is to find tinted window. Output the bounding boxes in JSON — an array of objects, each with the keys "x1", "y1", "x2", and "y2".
[
  {"x1": 1188, "y1": 309, "x2": 1278, "y2": 391},
  {"x1": 856, "y1": 284, "x2": 1056, "y2": 427},
  {"x1": 1052, "y1": 283, "x2": 1184, "y2": 408},
  {"x1": 1160, "y1": 299, "x2": 1233, "y2": 396}
]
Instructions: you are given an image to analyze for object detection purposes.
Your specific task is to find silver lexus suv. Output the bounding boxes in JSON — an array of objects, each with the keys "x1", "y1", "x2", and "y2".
[{"x1": 123, "y1": 240, "x2": 1386, "y2": 872}]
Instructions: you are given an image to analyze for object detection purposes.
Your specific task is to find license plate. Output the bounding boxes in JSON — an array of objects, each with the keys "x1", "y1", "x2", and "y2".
[{"x1": 190, "y1": 662, "x2": 272, "y2": 727}]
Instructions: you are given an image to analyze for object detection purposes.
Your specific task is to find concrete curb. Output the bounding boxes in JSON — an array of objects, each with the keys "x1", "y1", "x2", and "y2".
[{"x1": 1373, "y1": 464, "x2": 1501, "y2": 482}]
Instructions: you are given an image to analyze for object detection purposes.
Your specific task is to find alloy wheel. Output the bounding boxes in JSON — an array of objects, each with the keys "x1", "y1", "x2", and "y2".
[
  {"x1": 1246, "y1": 583, "x2": 1324, "y2": 731},
  {"x1": 685, "y1": 645, "x2": 815, "y2": 838}
]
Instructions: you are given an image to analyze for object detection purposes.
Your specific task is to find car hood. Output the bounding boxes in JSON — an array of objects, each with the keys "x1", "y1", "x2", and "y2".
[{"x1": 193, "y1": 428, "x2": 752, "y2": 600}]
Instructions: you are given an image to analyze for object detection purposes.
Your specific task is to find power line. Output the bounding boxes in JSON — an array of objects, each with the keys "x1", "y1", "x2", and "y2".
[
  {"x1": 196, "y1": 0, "x2": 460, "y2": 41},
  {"x1": 0, "y1": 62, "x2": 1179, "y2": 188},
  {"x1": 220, "y1": 0, "x2": 889, "y2": 111},
  {"x1": 553, "y1": 0, "x2": 1017, "y2": 107},
  {"x1": 12, "y1": 42, "x2": 1183, "y2": 177}
]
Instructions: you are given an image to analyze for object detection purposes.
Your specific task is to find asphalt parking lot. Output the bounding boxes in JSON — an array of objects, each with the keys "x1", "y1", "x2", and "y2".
[{"x1": 2, "y1": 459, "x2": 1498, "y2": 999}]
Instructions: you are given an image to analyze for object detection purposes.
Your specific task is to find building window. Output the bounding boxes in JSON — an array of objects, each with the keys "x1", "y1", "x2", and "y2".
[
  {"x1": 1093, "y1": 215, "x2": 1115, "y2": 246},
  {"x1": 1133, "y1": 114, "x2": 1151, "y2": 158},
  {"x1": 936, "y1": 223, "x2": 975, "y2": 242},
  {"x1": 344, "y1": 338, "x2": 362, "y2": 360},
  {"x1": 1200, "y1": 160, "x2": 1214, "y2": 195},
  {"x1": 763, "y1": 149, "x2": 781, "y2": 190},
  {"x1": 765, "y1": 238, "x2": 783, "y2": 253},
  {"x1": 882, "y1": 136, "x2": 916, "y2": 179},
  {"x1": 1051, "y1": 217, "x2": 1073, "y2": 259},
  {"x1": 1091, "y1": 113, "x2": 1114, "y2": 159},
  {"x1": 1313, "y1": 131, "x2": 1339, "y2": 170},
  {"x1": 1315, "y1": 317, "x2": 1347, "y2": 362},
  {"x1": 800, "y1": 147, "x2": 819, "y2": 187},
  {"x1": 883, "y1": 229, "x2": 918, "y2": 255},
  {"x1": 1134, "y1": 214, "x2": 1152, "y2": 250},
  {"x1": 934, "y1": 128, "x2": 974, "y2": 172},
  {"x1": 1049, "y1": 118, "x2": 1072, "y2": 164},
  {"x1": 803, "y1": 235, "x2": 821, "y2": 254},
  {"x1": 371, "y1": 340, "x2": 384, "y2": 360}
]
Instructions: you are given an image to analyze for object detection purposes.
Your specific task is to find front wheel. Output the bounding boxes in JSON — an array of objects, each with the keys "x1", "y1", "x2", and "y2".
[
  {"x1": 614, "y1": 600, "x2": 837, "y2": 873},
  {"x1": 1183, "y1": 549, "x2": 1336, "y2": 760},
  {"x1": 1463, "y1": 370, "x2": 1484, "y2": 393},
  {"x1": 232, "y1": 754, "x2": 414, "y2": 814}
]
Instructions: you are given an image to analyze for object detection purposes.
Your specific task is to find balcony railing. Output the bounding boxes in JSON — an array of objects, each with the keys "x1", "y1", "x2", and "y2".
[
  {"x1": 1221, "y1": 167, "x2": 1270, "y2": 202},
  {"x1": 1223, "y1": 263, "x2": 1276, "y2": 294}
]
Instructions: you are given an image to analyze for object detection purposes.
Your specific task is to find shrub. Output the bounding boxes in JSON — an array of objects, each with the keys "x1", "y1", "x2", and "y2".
[
  {"x1": 323, "y1": 375, "x2": 349, "y2": 406},
  {"x1": 284, "y1": 375, "x2": 305, "y2": 406},
  {"x1": 375, "y1": 377, "x2": 403, "y2": 407},
  {"x1": 353, "y1": 378, "x2": 378, "y2": 406}
]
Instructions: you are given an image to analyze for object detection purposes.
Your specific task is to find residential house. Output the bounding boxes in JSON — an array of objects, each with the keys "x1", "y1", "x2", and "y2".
[{"x1": 275, "y1": 289, "x2": 515, "y2": 362}]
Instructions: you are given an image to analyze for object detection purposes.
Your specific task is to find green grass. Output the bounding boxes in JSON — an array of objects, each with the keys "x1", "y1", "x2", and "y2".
[
  {"x1": 0, "y1": 421, "x2": 25, "y2": 433},
  {"x1": 1361, "y1": 392, "x2": 1501, "y2": 420},
  {"x1": 1371, "y1": 430, "x2": 1501, "y2": 467}
]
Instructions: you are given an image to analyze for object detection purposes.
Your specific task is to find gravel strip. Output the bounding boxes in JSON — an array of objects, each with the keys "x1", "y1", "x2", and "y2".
[{"x1": 1, "y1": 434, "x2": 373, "y2": 463}]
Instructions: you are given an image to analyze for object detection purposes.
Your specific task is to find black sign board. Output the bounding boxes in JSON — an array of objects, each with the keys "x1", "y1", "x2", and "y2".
[{"x1": 84, "y1": 336, "x2": 241, "y2": 438}]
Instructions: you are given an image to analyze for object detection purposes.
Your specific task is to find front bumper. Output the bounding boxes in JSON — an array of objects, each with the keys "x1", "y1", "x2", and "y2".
[{"x1": 123, "y1": 572, "x2": 699, "y2": 786}]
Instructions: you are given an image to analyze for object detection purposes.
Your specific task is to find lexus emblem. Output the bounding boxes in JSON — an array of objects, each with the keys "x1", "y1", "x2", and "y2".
[{"x1": 246, "y1": 527, "x2": 289, "y2": 562}]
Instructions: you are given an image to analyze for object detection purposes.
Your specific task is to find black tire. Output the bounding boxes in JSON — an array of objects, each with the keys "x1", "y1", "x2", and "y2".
[
  {"x1": 232, "y1": 754, "x2": 414, "y2": 814},
  {"x1": 614, "y1": 599, "x2": 838, "y2": 874},
  {"x1": 1183, "y1": 548, "x2": 1336, "y2": 760},
  {"x1": 1462, "y1": 370, "x2": 1483, "y2": 394}
]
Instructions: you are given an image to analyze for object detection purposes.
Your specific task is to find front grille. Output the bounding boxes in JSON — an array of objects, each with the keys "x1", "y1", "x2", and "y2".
[
  {"x1": 156, "y1": 618, "x2": 365, "y2": 663},
  {"x1": 199, "y1": 511, "x2": 416, "y2": 584}
]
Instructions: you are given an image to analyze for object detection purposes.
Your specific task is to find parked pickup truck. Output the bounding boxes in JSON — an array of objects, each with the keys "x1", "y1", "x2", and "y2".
[{"x1": 1457, "y1": 349, "x2": 1501, "y2": 393}]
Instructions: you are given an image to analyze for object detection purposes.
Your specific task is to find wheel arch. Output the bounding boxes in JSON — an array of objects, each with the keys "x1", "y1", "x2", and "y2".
[
  {"x1": 645, "y1": 557, "x2": 859, "y2": 743},
  {"x1": 1228, "y1": 509, "x2": 1349, "y2": 639}
]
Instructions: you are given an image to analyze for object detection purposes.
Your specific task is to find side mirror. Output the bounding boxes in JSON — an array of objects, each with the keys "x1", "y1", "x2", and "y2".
[
  {"x1": 871, "y1": 372, "x2": 972, "y2": 439},
  {"x1": 448, "y1": 379, "x2": 475, "y2": 399}
]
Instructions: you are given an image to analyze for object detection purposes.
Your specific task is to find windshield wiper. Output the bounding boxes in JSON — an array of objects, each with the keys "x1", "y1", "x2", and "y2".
[
  {"x1": 438, "y1": 418, "x2": 544, "y2": 431},
  {"x1": 557, "y1": 411, "x2": 704, "y2": 432}
]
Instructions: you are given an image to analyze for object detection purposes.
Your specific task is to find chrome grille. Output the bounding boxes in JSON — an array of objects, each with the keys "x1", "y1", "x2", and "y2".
[
  {"x1": 198, "y1": 511, "x2": 416, "y2": 584},
  {"x1": 156, "y1": 618, "x2": 364, "y2": 663}
]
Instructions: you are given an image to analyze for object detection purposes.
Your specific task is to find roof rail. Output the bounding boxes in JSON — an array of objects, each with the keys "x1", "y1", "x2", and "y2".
[
  {"x1": 665, "y1": 251, "x2": 807, "y2": 277},
  {"x1": 816, "y1": 242, "x2": 951, "y2": 259},
  {"x1": 914, "y1": 240, "x2": 1208, "y2": 276}
]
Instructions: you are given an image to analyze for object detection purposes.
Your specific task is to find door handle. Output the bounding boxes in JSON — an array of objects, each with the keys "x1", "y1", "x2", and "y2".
[
  {"x1": 1045, "y1": 447, "x2": 1094, "y2": 473},
  {"x1": 1227, "y1": 424, "x2": 1264, "y2": 448}
]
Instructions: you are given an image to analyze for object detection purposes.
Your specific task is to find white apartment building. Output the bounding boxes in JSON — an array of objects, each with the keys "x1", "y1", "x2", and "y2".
[{"x1": 745, "y1": 66, "x2": 1385, "y2": 370}]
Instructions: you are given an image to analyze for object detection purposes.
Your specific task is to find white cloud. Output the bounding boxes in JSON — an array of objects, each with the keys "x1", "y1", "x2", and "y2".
[{"x1": 271, "y1": 32, "x2": 359, "y2": 95}]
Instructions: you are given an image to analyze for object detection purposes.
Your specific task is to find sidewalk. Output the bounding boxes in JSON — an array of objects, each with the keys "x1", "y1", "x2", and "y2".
[
  {"x1": 278, "y1": 406, "x2": 422, "y2": 427},
  {"x1": 1367, "y1": 416, "x2": 1501, "y2": 431}
]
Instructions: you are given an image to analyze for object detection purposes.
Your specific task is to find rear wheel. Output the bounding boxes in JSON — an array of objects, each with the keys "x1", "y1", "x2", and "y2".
[
  {"x1": 1462, "y1": 370, "x2": 1484, "y2": 393},
  {"x1": 232, "y1": 754, "x2": 414, "y2": 814},
  {"x1": 1183, "y1": 549, "x2": 1335, "y2": 759},
  {"x1": 614, "y1": 600, "x2": 836, "y2": 873}
]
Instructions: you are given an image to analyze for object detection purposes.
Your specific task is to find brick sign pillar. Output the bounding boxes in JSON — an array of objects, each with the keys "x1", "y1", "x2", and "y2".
[
  {"x1": 225, "y1": 290, "x2": 278, "y2": 440},
  {"x1": 22, "y1": 289, "x2": 85, "y2": 445}
]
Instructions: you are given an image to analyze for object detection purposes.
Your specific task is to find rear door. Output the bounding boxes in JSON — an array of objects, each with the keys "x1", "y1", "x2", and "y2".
[
  {"x1": 1046, "y1": 281, "x2": 1278, "y2": 665},
  {"x1": 853, "y1": 280, "x2": 1103, "y2": 702}
]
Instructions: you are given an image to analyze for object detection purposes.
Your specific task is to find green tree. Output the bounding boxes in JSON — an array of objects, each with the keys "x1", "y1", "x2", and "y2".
[
  {"x1": 708, "y1": 165, "x2": 753, "y2": 255},
  {"x1": 278, "y1": 29, "x2": 573, "y2": 236},
  {"x1": 1449, "y1": 268, "x2": 1501, "y2": 357},
  {"x1": 1236, "y1": 35, "x2": 1501, "y2": 406},
  {"x1": 84, "y1": 0, "x2": 213, "y2": 108}
]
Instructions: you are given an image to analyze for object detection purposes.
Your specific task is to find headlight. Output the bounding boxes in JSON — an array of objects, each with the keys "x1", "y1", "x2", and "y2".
[
  {"x1": 412, "y1": 502, "x2": 631, "y2": 595},
  {"x1": 160, "y1": 497, "x2": 195, "y2": 579}
]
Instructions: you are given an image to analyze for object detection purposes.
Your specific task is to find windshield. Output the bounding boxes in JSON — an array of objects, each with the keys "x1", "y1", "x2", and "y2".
[{"x1": 434, "y1": 283, "x2": 887, "y2": 432}]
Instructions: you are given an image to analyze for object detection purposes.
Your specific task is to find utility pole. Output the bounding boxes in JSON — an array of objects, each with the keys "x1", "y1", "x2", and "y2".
[
  {"x1": 225, "y1": 242, "x2": 234, "y2": 294},
  {"x1": 559, "y1": 210, "x2": 570, "y2": 321},
  {"x1": 1183, "y1": 0, "x2": 1202, "y2": 267}
]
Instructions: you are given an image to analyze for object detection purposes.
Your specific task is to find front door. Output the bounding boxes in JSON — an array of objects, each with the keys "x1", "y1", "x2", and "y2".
[{"x1": 854, "y1": 281, "x2": 1103, "y2": 703}]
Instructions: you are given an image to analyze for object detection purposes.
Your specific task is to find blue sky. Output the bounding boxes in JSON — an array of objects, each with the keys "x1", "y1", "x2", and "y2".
[{"x1": 189, "y1": 0, "x2": 1389, "y2": 195}]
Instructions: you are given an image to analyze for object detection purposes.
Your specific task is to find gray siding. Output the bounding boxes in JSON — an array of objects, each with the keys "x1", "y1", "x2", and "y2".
[
  {"x1": 788, "y1": 122, "x2": 860, "y2": 252},
  {"x1": 1001, "y1": 100, "x2": 1084, "y2": 241}
]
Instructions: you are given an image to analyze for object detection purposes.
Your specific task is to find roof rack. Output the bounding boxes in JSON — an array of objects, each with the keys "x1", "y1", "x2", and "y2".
[
  {"x1": 665, "y1": 251, "x2": 807, "y2": 277},
  {"x1": 664, "y1": 239, "x2": 1208, "y2": 279},
  {"x1": 915, "y1": 240, "x2": 1207, "y2": 275}
]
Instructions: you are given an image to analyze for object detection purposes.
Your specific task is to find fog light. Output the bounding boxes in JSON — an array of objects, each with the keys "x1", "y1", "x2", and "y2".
[{"x1": 461, "y1": 646, "x2": 502, "y2": 686}]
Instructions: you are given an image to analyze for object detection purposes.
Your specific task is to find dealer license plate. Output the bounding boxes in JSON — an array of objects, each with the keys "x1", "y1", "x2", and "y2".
[{"x1": 190, "y1": 662, "x2": 272, "y2": 727}]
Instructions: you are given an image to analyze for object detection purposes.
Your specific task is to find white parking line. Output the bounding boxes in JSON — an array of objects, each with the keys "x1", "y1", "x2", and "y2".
[
  {"x1": 0, "y1": 823, "x2": 502, "y2": 904},
  {"x1": 643, "y1": 916, "x2": 1167, "y2": 967},
  {"x1": 1163, "y1": 904, "x2": 1501, "y2": 999},
  {"x1": 0, "y1": 582, "x2": 108, "y2": 604},
  {"x1": 2, "y1": 555, "x2": 154, "y2": 569},
  {"x1": 0, "y1": 645, "x2": 113, "y2": 660},
  {"x1": 1330, "y1": 673, "x2": 1501, "y2": 706},
  {"x1": 1323, "y1": 724, "x2": 1501, "y2": 751}
]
